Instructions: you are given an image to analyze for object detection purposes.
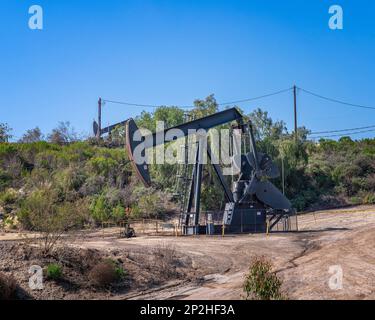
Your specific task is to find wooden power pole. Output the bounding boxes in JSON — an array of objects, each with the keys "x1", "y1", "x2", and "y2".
[
  {"x1": 293, "y1": 85, "x2": 298, "y2": 143},
  {"x1": 97, "y1": 97, "x2": 102, "y2": 139}
]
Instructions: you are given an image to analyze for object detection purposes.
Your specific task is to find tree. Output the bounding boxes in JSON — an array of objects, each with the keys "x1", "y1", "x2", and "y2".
[
  {"x1": 135, "y1": 106, "x2": 185, "y2": 132},
  {"x1": 109, "y1": 125, "x2": 126, "y2": 146},
  {"x1": 0, "y1": 123, "x2": 13, "y2": 142},
  {"x1": 47, "y1": 121, "x2": 78, "y2": 145},
  {"x1": 248, "y1": 108, "x2": 286, "y2": 141},
  {"x1": 135, "y1": 111, "x2": 154, "y2": 132},
  {"x1": 153, "y1": 106, "x2": 185, "y2": 128},
  {"x1": 18, "y1": 127, "x2": 43, "y2": 143},
  {"x1": 190, "y1": 94, "x2": 219, "y2": 119},
  {"x1": 296, "y1": 126, "x2": 311, "y2": 142}
]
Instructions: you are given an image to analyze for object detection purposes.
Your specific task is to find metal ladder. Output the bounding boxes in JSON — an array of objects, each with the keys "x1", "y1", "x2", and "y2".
[{"x1": 175, "y1": 143, "x2": 192, "y2": 230}]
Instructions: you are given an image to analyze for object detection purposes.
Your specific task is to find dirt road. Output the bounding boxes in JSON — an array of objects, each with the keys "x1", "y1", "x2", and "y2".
[{"x1": 73, "y1": 205, "x2": 375, "y2": 300}]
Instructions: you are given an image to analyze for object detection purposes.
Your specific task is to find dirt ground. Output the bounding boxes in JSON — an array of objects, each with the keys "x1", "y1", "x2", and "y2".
[{"x1": 1, "y1": 205, "x2": 374, "y2": 300}]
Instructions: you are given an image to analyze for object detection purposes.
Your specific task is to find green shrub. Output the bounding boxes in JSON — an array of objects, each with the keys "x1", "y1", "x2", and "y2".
[
  {"x1": 243, "y1": 256, "x2": 285, "y2": 300},
  {"x1": 90, "y1": 194, "x2": 111, "y2": 223},
  {"x1": 112, "y1": 204, "x2": 125, "y2": 222},
  {"x1": 0, "y1": 188, "x2": 18, "y2": 208},
  {"x1": 114, "y1": 265, "x2": 126, "y2": 280},
  {"x1": 46, "y1": 264, "x2": 63, "y2": 280},
  {"x1": 349, "y1": 196, "x2": 362, "y2": 205},
  {"x1": 132, "y1": 186, "x2": 166, "y2": 219},
  {"x1": 0, "y1": 188, "x2": 18, "y2": 202},
  {"x1": 54, "y1": 166, "x2": 86, "y2": 193},
  {"x1": 363, "y1": 193, "x2": 375, "y2": 205},
  {"x1": 18, "y1": 187, "x2": 89, "y2": 254},
  {"x1": 0, "y1": 143, "x2": 17, "y2": 158},
  {"x1": 79, "y1": 175, "x2": 105, "y2": 196},
  {"x1": 64, "y1": 142, "x2": 95, "y2": 161},
  {"x1": 130, "y1": 204, "x2": 142, "y2": 218},
  {"x1": 89, "y1": 188, "x2": 130, "y2": 223},
  {"x1": 88, "y1": 157, "x2": 117, "y2": 176},
  {"x1": 107, "y1": 259, "x2": 126, "y2": 280},
  {"x1": 0, "y1": 169, "x2": 11, "y2": 191},
  {"x1": 3, "y1": 216, "x2": 19, "y2": 230}
]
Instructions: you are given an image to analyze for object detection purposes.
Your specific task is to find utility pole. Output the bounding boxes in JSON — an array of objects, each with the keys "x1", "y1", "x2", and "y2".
[
  {"x1": 281, "y1": 156, "x2": 285, "y2": 195},
  {"x1": 97, "y1": 97, "x2": 102, "y2": 139},
  {"x1": 293, "y1": 85, "x2": 298, "y2": 143}
]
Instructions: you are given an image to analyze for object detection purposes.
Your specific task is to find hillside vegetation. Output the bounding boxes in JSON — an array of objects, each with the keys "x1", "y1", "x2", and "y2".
[
  {"x1": 0, "y1": 95, "x2": 374, "y2": 231},
  {"x1": 0, "y1": 141, "x2": 172, "y2": 230}
]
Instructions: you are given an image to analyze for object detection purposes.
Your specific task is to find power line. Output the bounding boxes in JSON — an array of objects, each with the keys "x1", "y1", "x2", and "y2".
[
  {"x1": 103, "y1": 86, "x2": 375, "y2": 111},
  {"x1": 217, "y1": 87, "x2": 293, "y2": 106},
  {"x1": 310, "y1": 128, "x2": 375, "y2": 139},
  {"x1": 309, "y1": 124, "x2": 375, "y2": 135},
  {"x1": 101, "y1": 86, "x2": 375, "y2": 140},
  {"x1": 298, "y1": 87, "x2": 375, "y2": 110},
  {"x1": 102, "y1": 87, "x2": 293, "y2": 109},
  {"x1": 102, "y1": 99, "x2": 185, "y2": 109}
]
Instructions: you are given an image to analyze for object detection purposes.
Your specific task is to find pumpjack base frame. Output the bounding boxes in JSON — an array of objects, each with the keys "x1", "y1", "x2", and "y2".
[
  {"x1": 182, "y1": 224, "x2": 267, "y2": 235},
  {"x1": 182, "y1": 205, "x2": 268, "y2": 235},
  {"x1": 181, "y1": 208, "x2": 296, "y2": 235}
]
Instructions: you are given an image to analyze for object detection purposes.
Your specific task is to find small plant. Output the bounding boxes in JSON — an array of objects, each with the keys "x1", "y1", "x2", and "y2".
[
  {"x1": 46, "y1": 263, "x2": 63, "y2": 280},
  {"x1": 114, "y1": 265, "x2": 126, "y2": 280},
  {"x1": 107, "y1": 258, "x2": 126, "y2": 280},
  {"x1": 3, "y1": 216, "x2": 19, "y2": 230},
  {"x1": 0, "y1": 272, "x2": 18, "y2": 300},
  {"x1": 0, "y1": 188, "x2": 18, "y2": 206},
  {"x1": 243, "y1": 256, "x2": 285, "y2": 300},
  {"x1": 363, "y1": 192, "x2": 375, "y2": 204},
  {"x1": 88, "y1": 259, "x2": 125, "y2": 287}
]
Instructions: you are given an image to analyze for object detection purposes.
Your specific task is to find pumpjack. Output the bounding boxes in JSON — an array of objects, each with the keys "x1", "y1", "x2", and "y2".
[{"x1": 94, "y1": 108, "x2": 295, "y2": 235}]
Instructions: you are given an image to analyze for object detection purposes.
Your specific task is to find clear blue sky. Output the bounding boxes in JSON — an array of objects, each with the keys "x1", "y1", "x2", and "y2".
[{"x1": 2, "y1": 0, "x2": 375, "y2": 140}]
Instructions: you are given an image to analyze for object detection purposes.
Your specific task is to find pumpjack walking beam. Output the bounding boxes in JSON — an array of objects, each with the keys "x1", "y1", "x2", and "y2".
[
  {"x1": 124, "y1": 107, "x2": 244, "y2": 187},
  {"x1": 93, "y1": 119, "x2": 128, "y2": 137}
]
